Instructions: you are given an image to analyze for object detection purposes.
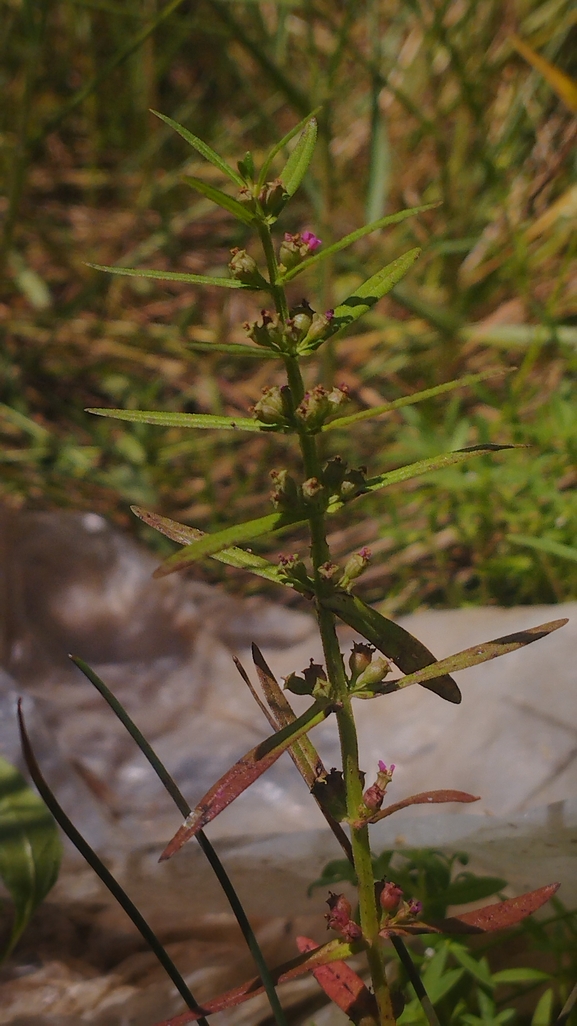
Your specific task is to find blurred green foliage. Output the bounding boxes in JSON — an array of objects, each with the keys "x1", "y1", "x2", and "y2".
[{"x1": 0, "y1": 0, "x2": 576, "y2": 610}]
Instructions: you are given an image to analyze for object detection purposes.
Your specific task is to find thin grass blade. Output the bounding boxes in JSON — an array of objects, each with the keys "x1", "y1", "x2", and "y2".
[
  {"x1": 17, "y1": 701, "x2": 206, "y2": 1020},
  {"x1": 508, "y1": 535, "x2": 577, "y2": 564}
]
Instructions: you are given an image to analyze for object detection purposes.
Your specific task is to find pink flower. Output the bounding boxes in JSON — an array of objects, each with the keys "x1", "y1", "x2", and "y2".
[{"x1": 301, "y1": 230, "x2": 322, "y2": 252}]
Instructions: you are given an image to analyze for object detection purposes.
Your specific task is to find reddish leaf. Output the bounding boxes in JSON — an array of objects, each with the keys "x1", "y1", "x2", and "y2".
[
  {"x1": 296, "y1": 936, "x2": 378, "y2": 1025},
  {"x1": 152, "y1": 938, "x2": 362, "y2": 1026},
  {"x1": 159, "y1": 700, "x2": 336, "y2": 860},
  {"x1": 437, "y1": 883, "x2": 560, "y2": 934},
  {"x1": 369, "y1": 790, "x2": 480, "y2": 824}
]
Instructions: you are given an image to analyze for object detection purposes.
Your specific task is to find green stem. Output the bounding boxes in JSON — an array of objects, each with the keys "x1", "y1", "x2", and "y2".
[{"x1": 258, "y1": 223, "x2": 289, "y2": 322}]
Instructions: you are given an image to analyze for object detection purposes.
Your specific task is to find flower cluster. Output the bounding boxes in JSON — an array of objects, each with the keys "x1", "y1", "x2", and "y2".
[
  {"x1": 279, "y1": 230, "x2": 322, "y2": 272},
  {"x1": 378, "y1": 881, "x2": 423, "y2": 937}
]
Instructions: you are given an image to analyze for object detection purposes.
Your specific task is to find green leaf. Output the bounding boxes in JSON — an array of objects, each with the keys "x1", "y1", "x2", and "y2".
[
  {"x1": 131, "y1": 506, "x2": 288, "y2": 586},
  {"x1": 323, "y1": 369, "x2": 507, "y2": 433},
  {"x1": 321, "y1": 591, "x2": 462, "y2": 703},
  {"x1": 280, "y1": 206, "x2": 435, "y2": 284},
  {"x1": 186, "y1": 341, "x2": 279, "y2": 359},
  {"x1": 182, "y1": 176, "x2": 257, "y2": 226},
  {"x1": 151, "y1": 110, "x2": 244, "y2": 186},
  {"x1": 258, "y1": 107, "x2": 322, "y2": 188},
  {"x1": 449, "y1": 945, "x2": 493, "y2": 986},
  {"x1": 278, "y1": 116, "x2": 317, "y2": 197},
  {"x1": 87, "y1": 263, "x2": 247, "y2": 288},
  {"x1": 361, "y1": 444, "x2": 519, "y2": 498},
  {"x1": 508, "y1": 534, "x2": 577, "y2": 564},
  {"x1": 491, "y1": 968, "x2": 551, "y2": 985},
  {"x1": 86, "y1": 408, "x2": 272, "y2": 432},
  {"x1": 312, "y1": 248, "x2": 420, "y2": 348},
  {"x1": 531, "y1": 988, "x2": 554, "y2": 1026},
  {"x1": 153, "y1": 510, "x2": 307, "y2": 578},
  {"x1": 372, "y1": 617, "x2": 567, "y2": 694},
  {"x1": 0, "y1": 756, "x2": 62, "y2": 961}
]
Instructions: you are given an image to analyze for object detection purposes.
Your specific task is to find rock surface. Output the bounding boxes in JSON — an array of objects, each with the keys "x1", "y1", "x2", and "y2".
[{"x1": 0, "y1": 509, "x2": 576, "y2": 1024}]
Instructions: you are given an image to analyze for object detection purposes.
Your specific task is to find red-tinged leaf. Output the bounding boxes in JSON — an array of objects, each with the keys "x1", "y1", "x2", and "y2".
[
  {"x1": 368, "y1": 790, "x2": 480, "y2": 824},
  {"x1": 159, "y1": 700, "x2": 336, "y2": 860},
  {"x1": 296, "y1": 936, "x2": 378, "y2": 1026},
  {"x1": 152, "y1": 938, "x2": 362, "y2": 1026},
  {"x1": 437, "y1": 884, "x2": 560, "y2": 934}
]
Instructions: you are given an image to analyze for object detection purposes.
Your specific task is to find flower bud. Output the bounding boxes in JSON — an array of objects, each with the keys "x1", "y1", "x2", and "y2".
[
  {"x1": 245, "y1": 310, "x2": 284, "y2": 350},
  {"x1": 237, "y1": 151, "x2": 255, "y2": 182},
  {"x1": 301, "y1": 476, "x2": 323, "y2": 500},
  {"x1": 303, "y1": 659, "x2": 328, "y2": 694},
  {"x1": 279, "y1": 231, "x2": 322, "y2": 271},
  {"x1": 321, "y1": 456, "x2": 347, "y2": 493},
  {"x1": 298, "y1": 310, "x2": 335, "y2": 352},
  {"x1": 339, "y1": 546, "x2": 371, "y2": 592},
  {"x1": 325, "y1": 892, "x2": 363, "y2": 942},
  {"x1": 283, "y1": 671, "x2": 312, "y2": 696},
  {"x1": 380, "y1": 882, "x2": 403, "y2": 913},
  {"x1": 258, "y1": 178, "x2": 288, "y2": 218},
  {"x1": 252, "y1": 385, "x2": 292, "y2": 427},
  {"x1": 229, "y1": 248, "x2": 266, "y2": 288},
  {"x1": 355, "y1": 655, "x2": 391, "y2": 689},
  {"x1": 349, "y1": 642, "x2": 375, "y2": 679},
  {"x1": 339, "y1": 467, "x2": 368, "y2": 501},
  {"x1": 270, "y1": 468, "x2": 299, "y2": 509}
]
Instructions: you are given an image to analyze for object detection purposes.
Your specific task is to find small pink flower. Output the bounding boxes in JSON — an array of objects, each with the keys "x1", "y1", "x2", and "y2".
[
  {"x1": 301, "y1": 230, "x2": 322, "y2": 252},
  {"x1": 378, "y1": 761, "x2": 395, "y2": 776},
  {"x1": 380, "y1": 882, "x2": 403, "y2": 912},
  {"x1": 408, "y1": 899, "x2": 422, "y2": 916}
]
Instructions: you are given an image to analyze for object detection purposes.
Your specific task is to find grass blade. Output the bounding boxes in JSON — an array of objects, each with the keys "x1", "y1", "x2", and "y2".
[
  {"x1": 17, "y1": 701, "x2": 206, "y2": 1021},
  {"x1": 151, "y1": 110, "x2": 245, "y2": 184},
  {"x1": 69, "y1": 658, "x2": 289, "y2": 1026},
  {"x1": 508, "y1": 534, "x2": 577, "y2": 564}
]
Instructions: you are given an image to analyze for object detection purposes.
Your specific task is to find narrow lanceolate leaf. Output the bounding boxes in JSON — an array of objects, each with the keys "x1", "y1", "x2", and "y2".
[
  {"x1": 182, "y1": 176, "x2": 256, "y2": 226},
  {"x1": 323, "y1": 369, "x2": 507, "y2": 433},
  {"x1": 280, "y1": 206, "x2": 436, "y2": 284},
  {"x1": 0, "y1": 756, "x2": 62, "y2": 961},
  {"x1": 151, "y1": 110, "x2": 245, "y2": 185},
  {"x1": 367, "y1": 619, "x2": 568, "y2": 695},
  {"x1": 159, "y1": 700, "x2": 337, "y2": 860},
  {"x1": 354, "y1": 444, "x2": 518, "y2": 503},
  {"x1": 368, "y1": 790, "x2": 480, "y2": 824},
  {"x1": 438, "y1": 883, "x2": 560, "y2": 934},
  {"x1": 131, "y1": 507, "x2": 287, "y2": 586},
  {"x1": 323, "y1": 249, "x2": 421, "y2": 343},
  {"x1": 322, "y1": 591, "x2": 462, "y2": 704},
  {"x1": 278, "y1": 117, "x2": 317, "y2": 197},
  {"x1": 258, "y1": 107, "x2": 322, "y2": 188},
  {"x1": 186, "y1": 341, "x2": 279, "y2": 359},
  {"x1": 153, "y1": 938, "x2": 363, "y2": 1026},
  {"x1": 296, "y1": 936, "x2": 378, "y2": 1026},
  {"x1": 86, "y1": 408, "x2": 271, "y2": 432},
  {"x1": 153, "y1": 510, "x2": 306, "y2": 579},
  {"x1": 87, "y1": 263, "x2": 247, "y2": 288}
]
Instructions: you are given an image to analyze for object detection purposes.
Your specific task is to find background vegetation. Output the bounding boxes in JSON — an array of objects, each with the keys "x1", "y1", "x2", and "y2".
[{"x1": 1, "y1": 0, "x2": 576, "y2": 612}]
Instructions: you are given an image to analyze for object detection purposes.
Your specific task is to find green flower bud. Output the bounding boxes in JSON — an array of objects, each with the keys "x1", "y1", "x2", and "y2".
[
  {"x1": 252, "y1": 385, "x2": 291, "y2": 427},
  {"x1": 270, "y1": 468, "x2": 299, "y2": 509},
  {"x1": 237, "y1": 151, "x2": 255, "y2": 182},
  {"x1": 283, "y1": 671, "x2": 312, "y2": 696},
  {"x1": 349, "y1": 642, "x2": 375, "y2": 679},
  {"x1": 355, "y1": 654, "x2": 391, "y2": 689},
  {"x1": 229, "y1": 248, "x2": 267, "y2": 288},
  {"x1": 298, "y1": 310, "x2": 335, "y2": 352},
  {"x1": 258, "y1": 178, "x2": 288, "y2": 219}
]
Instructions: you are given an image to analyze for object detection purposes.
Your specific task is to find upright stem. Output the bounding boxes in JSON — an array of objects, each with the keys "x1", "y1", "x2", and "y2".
[{"x1": 279, "y1": 325, "x2": 394, "y2": 1025}]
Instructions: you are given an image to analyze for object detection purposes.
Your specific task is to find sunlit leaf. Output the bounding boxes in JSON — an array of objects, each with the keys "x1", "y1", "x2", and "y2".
[
  {"x1": 131, "y1": 507, "x2": 287, "y2": 585},
  {"x1": 322, "y1": 591, "x2": 462, "y2": 703},
  {"x1": 323, "y1": 370, "x2": 507, "y2": 433},
  {"x1": 186, "y1": 341, "x2": 278, "y2": 359},
  {"x1": 531, "y1": 987, "x2": 554, "y2": 1026},
  {"x1": 361, "y1": 444, "x2": 519, "y2": 499},
  {"x1": 151, "y1": 110, "x2": 245, "y2": 184},
  {"x1": 87, "y1": 263, "x2": 247, "y2": 287},
  {"x1": 159, "y1": 700, "x2": 337, "y2": 859},
  {"x1": 0, "y1": 756, "x2": 62, "y2": 961},
  {"x1": 311, "y1": 249, "x2": 420, "y2": 348},
  {"x1": 278, "y1": 117, "x2": 317, "y2": 197},
  {"x1": 368, "y1": 790, "x2": 480, "y2": 824},
  {"x1": 365, "y1": 618, "x2": 567, "y2": 695},
  {"x1": 182, "y1": 175, "x2": 257, "y2": 226},
  {"x1": 152, "y1": 937, "x2": 363, "y2": 1026},
  {"x1": 296, "y1": 936, "x2": 378, "y2": 1025},
  {"x1": 258, "y1": 107, "x2": 322, "y2": 187},
  {"x1": 281, "y1": 206, "x2": 435, "y2": 284},
  {"x1": 153, "y1": 509, "x2": 307, "y2": 578},
  {"x1": 86, "y1": 407, "x2": 271, "y2": 432}
]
